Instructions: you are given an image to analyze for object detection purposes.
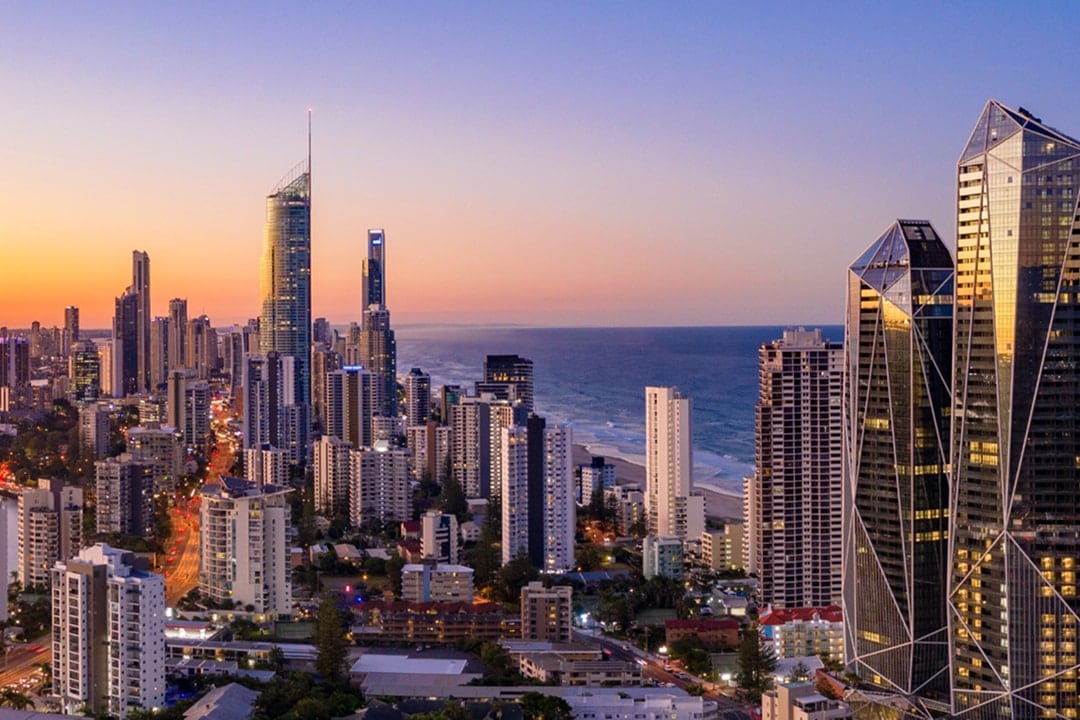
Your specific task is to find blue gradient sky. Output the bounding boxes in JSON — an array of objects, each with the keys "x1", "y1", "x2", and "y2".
[{"x1": 4, "y1": 2, "x2": 1080, "y2": 328}]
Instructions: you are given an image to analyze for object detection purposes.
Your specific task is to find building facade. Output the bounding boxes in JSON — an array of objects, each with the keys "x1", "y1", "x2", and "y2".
[
  {"x1": 520, "y1": 581, "x2": 572, "y2": 643},
  {"x1": 746, "y1": 328, "x2": 843, "y2": 608},
  {"x1": 645, "y1": 387, "x2": 701, "y2": 539},
  {"x1": 841, "y1": 219, "x2": 953, "y2": 710}
]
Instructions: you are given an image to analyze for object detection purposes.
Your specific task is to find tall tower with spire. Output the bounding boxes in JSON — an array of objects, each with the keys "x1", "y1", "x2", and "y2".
[{"x1": 259, "y1": 117, "x2": 312, "y2": 460}]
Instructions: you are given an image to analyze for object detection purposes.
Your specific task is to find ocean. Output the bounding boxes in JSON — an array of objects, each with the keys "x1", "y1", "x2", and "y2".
[{"x1": 395, "y1": 325, "x2": 844, "y2": 495}]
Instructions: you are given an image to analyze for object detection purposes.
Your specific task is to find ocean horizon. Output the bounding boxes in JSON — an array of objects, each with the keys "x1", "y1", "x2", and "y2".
[{"x1": 396, "y1": 324, "x2": 845, "y2": 496}]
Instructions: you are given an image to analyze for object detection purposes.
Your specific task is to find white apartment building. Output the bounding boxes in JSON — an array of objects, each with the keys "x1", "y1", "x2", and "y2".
[
  {"x1": 52, "y1": 543, "x2": 166, "y2": 719},
  {"x1": 645, "y1": 386, "x2": 702, "y2": 539},
  {"x1": 313, "y1": 434, "x2": 352, "y2": 516},
  {"x1": 244, "y1": 444, "x2": 290, "y2": 488},
  {"x1": 501, "y1": 425, "x2": 530, "y2": 564},
  {"x1": 126, "y1": 423, "x2": 182, "y2": 493},
  {"x1": 18, "y1": 478, "x2": 82, "y2": 588},
  {"x1": 421, "y1": 511, "x2": 459, "y2": 564},
  {"x1": 199, "y1": 477, "x2": 292, "y2": 616},
  {"x1": 349, "y1": 443, "x2": 411, "y2": 526}
]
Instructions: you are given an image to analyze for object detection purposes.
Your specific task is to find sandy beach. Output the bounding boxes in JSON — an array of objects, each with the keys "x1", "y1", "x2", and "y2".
[{"x1": 572, "y1": 443, "x2": 744, "y2": 521}]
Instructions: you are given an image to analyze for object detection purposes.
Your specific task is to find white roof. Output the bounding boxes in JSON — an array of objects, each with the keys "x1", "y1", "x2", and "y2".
[{"x1": 350, "y1": 654, "x2": 468, "y2": 675}]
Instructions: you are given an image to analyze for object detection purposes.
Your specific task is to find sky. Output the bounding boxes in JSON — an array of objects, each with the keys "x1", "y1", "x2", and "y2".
[{"x1": 3, "y1": 2, "x2": 1080, "y2": 330}]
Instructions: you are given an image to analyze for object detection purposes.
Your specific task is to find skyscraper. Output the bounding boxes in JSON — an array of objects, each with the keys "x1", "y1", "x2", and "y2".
[
  {"x1": 133, "y1": 250, "x2": 151, "y2": 393},
  {"x1": 478, "y1": 354, "x2": 534, "y2": 412},
  {"x1": 842, "y1": 220, "x2": 953, "y2": 711},
  {"x1": 949, "y1": 101, "x2": 1080, "y2": 718},
  {"x1": 63, "y1": 305, "x2": 79, "y2": 357},
  {"x1": 746, "y1": 329, "x2": 843, "y2": 608},
  {"x1": 260, "y1": 146, "x2": 311, "y2": 459},
  {"x1": 359, "y1": 305, "x2": 397, "y2": 419},
  {"x1": 168, "y1": 298, "x2": 188, "y2": 370},
  {"x1": 362, "y1": 228, "x2": 386, "y2": 317},
  {"x1": 405, "y1": 367, "x2": 431, "y2": 426},
  {"x1": 113, "y1": 286, "x2": 139, "y2": 396},
  {"x1": 645, "y1": 386, "x2": 702, "y2": 539}
]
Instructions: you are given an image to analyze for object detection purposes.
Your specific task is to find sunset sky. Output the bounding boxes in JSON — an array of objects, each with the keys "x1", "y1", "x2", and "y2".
[{"x1": 3, "y1": 3, "x2": 1080, "y2": 330}]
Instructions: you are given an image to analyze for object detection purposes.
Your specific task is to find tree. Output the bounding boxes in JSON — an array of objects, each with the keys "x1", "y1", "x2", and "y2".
[
  {"x1": 519, "y1": 692, "x2": 572, "y2": 720},
  {"x1": 493, "y1": 551, "x2": 540, "y2": 603},
  {"x1": 314, "y1": 593, "x2": 349, "y2": 685},
  {"x1": 268, "y1": 645, "x2": 286, "y2": 674},
  {"x1": 735, "y1": 624, "x2": 777, "y2": 703},
  {"x1": 439, "y1": 476, "x2": 469, "y2": 522},
  {"x1": 386, "y1": 554, "x2": 405, "y2": 597},
  {"x1": 791, "y1": 660, "x2": 812, "y2": 682}
]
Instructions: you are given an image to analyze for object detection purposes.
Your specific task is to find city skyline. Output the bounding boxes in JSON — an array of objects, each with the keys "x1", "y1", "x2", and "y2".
[{"x1": 5, "y1": 4, "x2": 1080, "y2": 328}]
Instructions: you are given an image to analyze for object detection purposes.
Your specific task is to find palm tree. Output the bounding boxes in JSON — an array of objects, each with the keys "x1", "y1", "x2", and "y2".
[{"x1": 0, "y1": 688, "x2": 34, "y2": 710}]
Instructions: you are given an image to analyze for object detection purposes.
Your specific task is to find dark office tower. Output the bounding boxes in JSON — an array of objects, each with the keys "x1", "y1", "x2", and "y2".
[
  {"x1": 70, "y1": 340, "x2": 101, "y2": 401},
  {"x1": 526, "y1": 415, "x2": 547, "y2": 568},
  {"x1": 478, "y1": 354, "x2": 534, "y2": 412},
  {"x1": 359, "y1": 306, "x2": 397, "y2": 419},
  {"x1": 842, "y1": 220, "x2": 953, "y2": 713},
  {"x1": 746, "y1": 328, "x2": 843, "y2": 608},
  {"x1": 167, "y1": 299, "x2": 188, "y2": 370},
  {"x1": 63, "y1": 306, "x2": 79, "y2": 356},
  {"x1": 948, "y1": 102, "x2": 1080, "y2": 719},
  {"x1": 132, "y1": 251, "x2": 151, "y2": 393},
  {"x1": 405, "y1": 368, "x2": 431, "y2": 426},
  {"x1": 186, "y1": 315, "x2": 217, "y2": 380},
  {"x1": 149, "y1": 317, "x2": 169, "y2": 392},
  {"x1": 260, "y1": 153, "x2": 312, "y2": 457},
  {"x1": 362, "y1": 229, "x2": 386, "y2": 321},
  {"x1": 113, "y1": 289, "x2": 139, "y2": 397},
  {"x1": 312, "y1": 317, "x2": 331, "y2": 346}
]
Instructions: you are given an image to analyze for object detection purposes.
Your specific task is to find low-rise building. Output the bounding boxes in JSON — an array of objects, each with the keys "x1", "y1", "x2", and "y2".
[
  {"x1": 520, "y1": 582, "x2": 572, "y2": 643},
  {"x1": 761, "y1": 681, "x2": 852, "y2": 720},
  {"x1": 352, "y1": 601, "x2": 520, "y2": 645},
  {"x1": 700, "y1": 522, "x2": 744, "y2": 572},
  {"x1": 401, "y1": 562, "x2": 474, "y2": 603},
  {"x1": 643, "y1": 535, "x2": 683, "y2": 580},
  {"x1": 518, "y1": 654, "x2": 641, "y2": 686},
  {"x1": 759, "y1": 606, "x2": 844, "y2": 662},
  {"x1": 664, "y1": 618, "x2": 741, "y2": 651}
]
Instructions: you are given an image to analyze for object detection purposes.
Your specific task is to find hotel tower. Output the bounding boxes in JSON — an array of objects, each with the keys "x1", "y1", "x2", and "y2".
[{"x1": 949, "y1": 102, "x2": 1080, "y2": 718}]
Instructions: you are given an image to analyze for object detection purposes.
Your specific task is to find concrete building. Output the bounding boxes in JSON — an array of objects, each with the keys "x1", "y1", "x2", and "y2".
[
  {"x1": 199, "y1": 477, "x2": 292, "y2": 616},
  {"x1": 0, "y1": 491, "x2": 17, "y2": 620},
  {"x1": 747, "y1": 328, "x2": 843, "y2": 608},
  {"x1": 759, "y1": 606, "x2": 844, "y2": 663},
  {"x1": 645, "y1": 387, "x2": 703, "y2": 540},
  {"x1": 643, "y1": 535, "x2": 684, "y2": 580},
  {"x1": 404, "y1": 367, "x2": 431, "y2": 426},
  {"x1": 401, "y1": 562, "x2": 474, "y2": 603},
  {"x1": 520, "y1": 581, "x2": 572, "y2": 643},
  {"x1": 313, "y1": 434, "x2": 351, "y2": 516},
  {"x1": 606, "y1": 483, "x2": 645, "y2": 536},
  {"x1": 52, "y1": 543, "x2": 166, "y2": 719},
  {"x1": 127, "y1": 424, "x2": 183, "y2": 493},
  {"x1": 579, "y1": 456, "x2": 615, "y2": 506},
  {"x1": 407, "y1": 421, "x2": 451, "y2": 482},
  {"x1": 421, "y1": 511, "x2": 459, "y2": 564},
  {"x1": 349, "y1": 444, "x2": 411, "y2": 526},
  {"x1": 477, "y1": 354, "x2": 534, "y2": 412},
  {"x1": 761, "y1": 682, "x2": 852, "y2": 720},
  {"x1": 78, "y1": 402, "x2": 110, "y2": 458},
  {"x1": 324, "y1": 365, "x2": 379, "y2": 450},
  {"x1": 243, "y1": 445, "x2": 289, "y2": 489},
  {"x1": 18, "y1": 478, "x2": 82, "y2": 588},
  {"x1": 700, "y1": 523, "x2": 744, "y2": 572},
  {"x1": 95, "y1": 454, "x2": 155, "y2": 536}
]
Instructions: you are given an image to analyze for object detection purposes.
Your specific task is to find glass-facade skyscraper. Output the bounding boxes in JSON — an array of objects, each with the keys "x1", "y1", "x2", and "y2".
[
  {"x1": 949, "y1": 101, "x2": 1080, "y2": 718},
  {"x1": 362, "y1": 228, "x2": 386, "y2": 317},
  {"x1": 843, "y1": 219, "x2": 953, "y2": 714},
  {"x1": 260, "y1": 159, "x2": 311, "y2": 452}
]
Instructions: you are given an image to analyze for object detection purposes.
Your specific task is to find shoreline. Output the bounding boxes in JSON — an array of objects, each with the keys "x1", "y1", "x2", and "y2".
[{"x1": 572, "y1": 443, "x2": 744, "y2": 522}]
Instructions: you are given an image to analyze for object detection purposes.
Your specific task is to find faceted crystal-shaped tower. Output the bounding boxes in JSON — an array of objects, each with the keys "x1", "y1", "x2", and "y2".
[
  {"x1": 950, "y1": 101, "x2": 1080, "y2": 719},
  {"x1": 843, "y1": 220, "x2": 954, "y2": 716}
]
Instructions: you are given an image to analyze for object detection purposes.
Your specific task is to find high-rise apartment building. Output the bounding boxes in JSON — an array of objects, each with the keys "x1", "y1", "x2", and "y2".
[
  {"x1": 199, "y1": 476, "x2": 292, "y2": 616},
  {"x1": 359, "y1": 305, "x2": 397, "y2": 419},
  {"x1": 746, "y1": 328, "x2": 843, "y2": 608},
  {"x1": 127, "y1": 424, "x2": 182, "y2": 493},
  {"x1": 187, "y1": 314, "x2": 218, "y2": 379},
  {"x1": 95, "y1": 454, "x2": 155, "y2": 537},
  {"x1": 51, "y1": 544, "x2": 165, "y2": 719},
  {"x1": 842, "y1": 220, "x2": 953, "y2": 711},
  {"x1": 260, "y1": 156, "x2": 312, "y2": 458},
  {"x1": 133, "y1": 250, "x2": 151, "y2": 394},
  {"x1": 168, "y1": 298, "x2": 188, "y2": 370},
  {"x1": 113, "y1": 287, "x2": 140, "y2": 396},
  {"x1": 579, "y1": 456, "x2": 616, "y2": 506},
  {"x1": 18, "y1": 479, "x2": 83, "y2": 588},
  {"x1": 645, "y1": 386, "x2": 702, "y2": 539},
  {"x1": 243, "y1": 445, "x2": 290, "y2": 489},
  {"x1": 349, "y1": 444, "x2": 411, "y2": 526},
  {"x1": 404, "y1": 367, "x2": 431, "y2": 426},
  {"x1": 324, "y1": 365, "x2": 379, "y2": 450},
  {"x1": 362, "y1": 228, "x2": 386, "y2": 317},
  {"x1": 520, "y1": 581, "x2": 572, "y2": 643},
  {"x1": 0, "y1": 491, "x2": 18, "y2": 620},
  {"x1": 167, "y1": 370, "x2": 211, "y2": 450},
  {"x1": 478, "y1": 354, "x2": 534, "y2": 412},
  {"x1": 313, "y1": 434, "x2": 352, "y2": 517},
  {"x1": 149, "y1": 316, "x2": 169, "y2": 390},
  {"x1": 500, "y1": 416, "x2": 575, "y2": 573},
  {"x1": 407, "y1": 421, "x2": 452, "y2": 484},
  {"x1": 948, "y1": 101, "x2": 1080, "y2": 718},
  {"x1": 78, "y1": 402, "x2": 110, "y2": 459},
  {"x1": 63, "y1": 305, "x2": 79, "y2": 357}
]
